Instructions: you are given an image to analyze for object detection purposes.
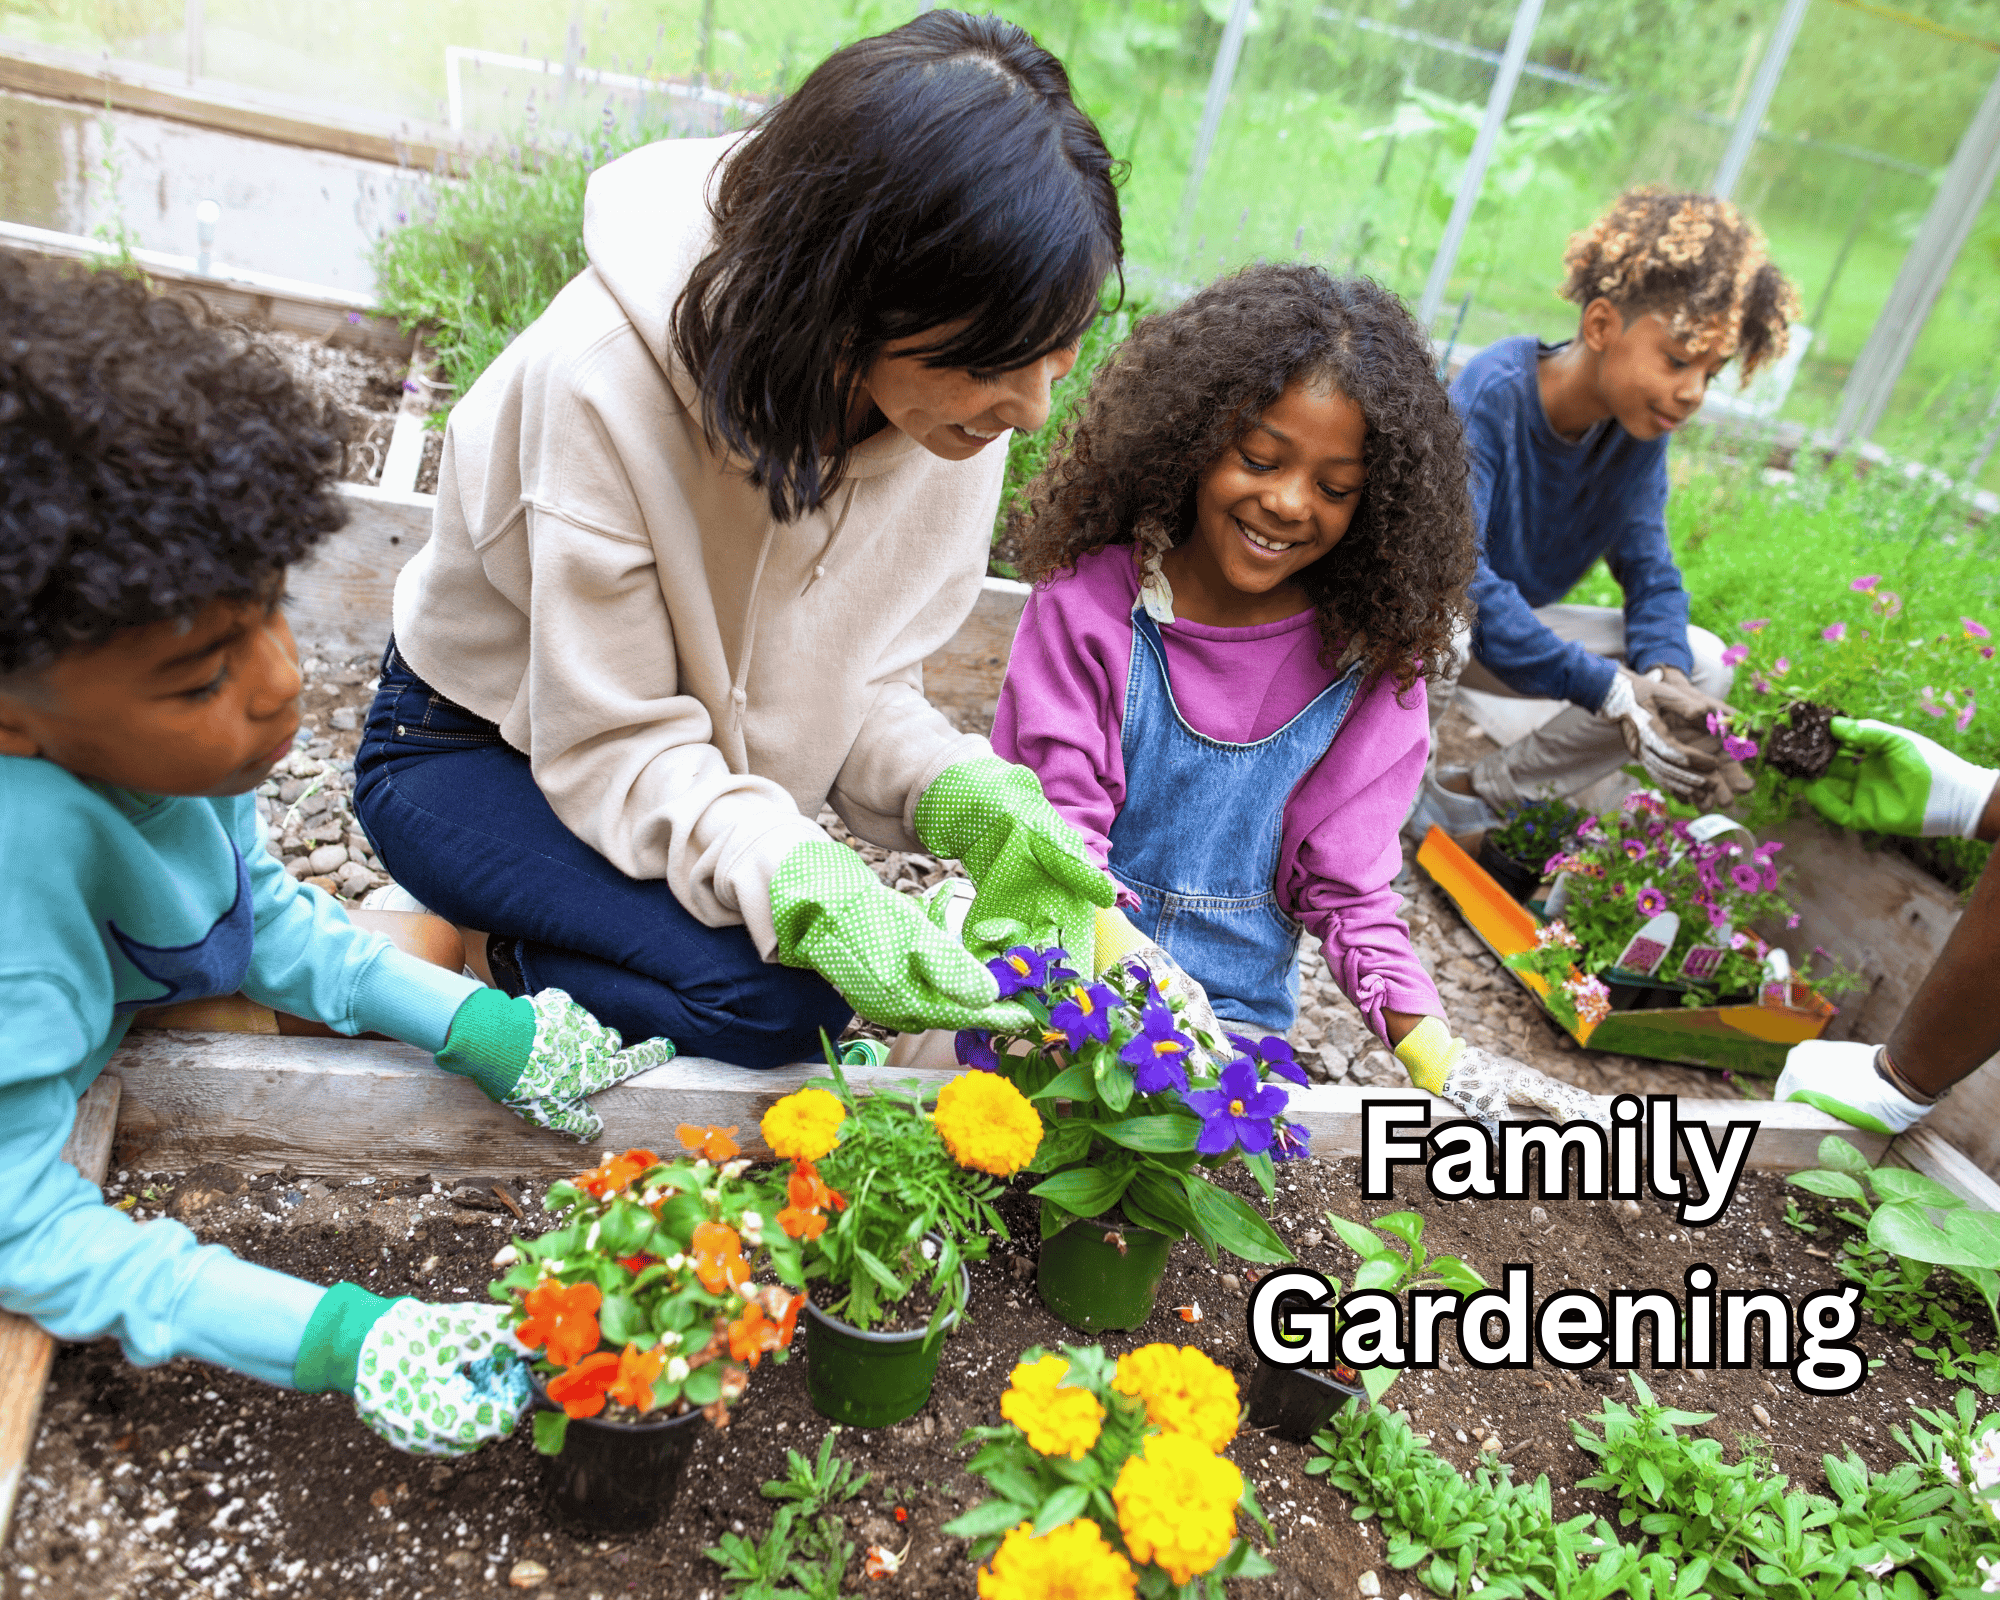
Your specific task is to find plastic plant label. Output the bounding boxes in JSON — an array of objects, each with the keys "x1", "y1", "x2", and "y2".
[
  {"x1": 1679, "y1": 942, "x2": 1728, "y2": 982},
  {"x1": 1615, "y1": 912, "x2": 1680, "y2": 978},
  {"x1": 1686, "y1": 813, "x2": 1751, "y2": 843},
  {"x1": 1759, "y1": 946, "x2": 1794, "y2": 1008},
  {"x1": 1542, "y1": 873, "x2": 1571, "y2": 920}
]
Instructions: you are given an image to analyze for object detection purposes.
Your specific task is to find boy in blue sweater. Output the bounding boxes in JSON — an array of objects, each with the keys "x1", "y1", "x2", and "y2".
[
  {"x1": 0, "y1": 254, "x2": 674, "y2": 1455},
  {"x1": 1409, "y1": 189, "x2": 1800, "y2": 835}
]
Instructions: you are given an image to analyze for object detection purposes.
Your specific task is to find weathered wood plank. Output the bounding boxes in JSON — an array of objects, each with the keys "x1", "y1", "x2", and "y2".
[
  {"x1": 106, "y1": 1029, "x2": 1886, "y2": 1178},
  {"x1": 0, "y1": 1077, "x2": 124, "y2": 1545}
]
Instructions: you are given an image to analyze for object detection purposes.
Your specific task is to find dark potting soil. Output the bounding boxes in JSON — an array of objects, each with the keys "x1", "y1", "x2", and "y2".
[
  {"x1": 12, "y1": 1151, "x2": 1984, "y2": 1600},
  {"x1": 823, "y1": 1275, "x2": 948, "y2": 1338},
  {"x1": 1763, "y1": 700, "x2": 1839, "y2": 782}
]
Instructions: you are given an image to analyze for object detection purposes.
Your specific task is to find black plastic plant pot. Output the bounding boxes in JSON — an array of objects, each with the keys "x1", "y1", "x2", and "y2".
[
  {"x1": 1599, "y1": 966, "x2": 1692, "y2": 1013},
  {"x1": 1476, "y1": 835, "x2": 1544, "y2": 903},
  {"x1": 526, "y1": 1373, "x2": 704, "y2": 1534},
  {"x1": 804, "y1": 1257, "x2": 971, "y2": 1429},
  {"x1": 1036, "y1": 1217, "x2": 1174, "y2": 1333},
  {"x1": 1244, "y1": 1358, "x2": 1366, "y2": 1444}
]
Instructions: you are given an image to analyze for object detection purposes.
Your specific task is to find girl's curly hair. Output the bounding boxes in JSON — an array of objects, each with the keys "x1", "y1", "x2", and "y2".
[
  {"x1": 1559, "y1": 188, "x2": 1800, "y2": 378},
  {"x1": 1015, "y1": 264, "x2": 1474, "y2": 694},
  {"x1": 0, "y1": 252, "x2": 348, "y2": 678}
]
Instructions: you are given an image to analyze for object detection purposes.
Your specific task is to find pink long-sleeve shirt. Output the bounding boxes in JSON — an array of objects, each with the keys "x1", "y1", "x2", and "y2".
[{"x1": 992, "y1": 545, "x2": 1440, "y2": 1040}]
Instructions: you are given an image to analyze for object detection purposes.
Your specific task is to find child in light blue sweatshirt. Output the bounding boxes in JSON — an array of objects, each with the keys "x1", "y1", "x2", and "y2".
[{"x1": 0, "y1": 253, "x2": 671, "y2": 1455}]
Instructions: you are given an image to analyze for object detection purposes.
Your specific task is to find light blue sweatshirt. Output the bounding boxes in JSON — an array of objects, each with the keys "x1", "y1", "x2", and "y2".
[{"x1": 0, "y1": 755, "x2": 480, "y2": 1387}]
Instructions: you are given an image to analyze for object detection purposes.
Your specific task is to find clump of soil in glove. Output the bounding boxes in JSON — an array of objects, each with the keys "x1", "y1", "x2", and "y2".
[{"x1": 1763, "y1": 701, "x2": 1839, "y2": 781}]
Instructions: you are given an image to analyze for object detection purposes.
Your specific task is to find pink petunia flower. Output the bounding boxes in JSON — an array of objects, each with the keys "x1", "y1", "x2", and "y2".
[
  {"x1": 1722, "y1": 734, "x2": 1759, "y2": 761},
  {"x1": 1958, "y1": 693, "x2": 1977, "y2": 734},
  {"x1": 1739, "y1": 618, "x2": 1772, "y2": 634},
  {"x1": 1721, "y1": 643, "x2": 1749, "y2": 668},
  {"x1": 1873, "y1": 590, "x2": 1903, "y2": 619},
  {"x1": 1730, "y1": 863, "x2": 1763, "y2": 894},
  {"x1": 1623, "y1": 838, "x2": 1648, "y2": 861},
  {"x1": 1786, "y1": 913, "x2": 1801, "y2": 929},
  {"x1": 1965, "y1": 617, "x2": 1992, "y2": 640},
  {"x1": 1706, "y1": 711, "x2": 1729, "y2": 737},
  {"x1": 1635, "y1": 886, "x2": 1669, "y2": 917},
  {"x1": 1751, "y1": 676, "x2": 1771, "y2": 694},
  {"x1": 1821, "y1": 622, "x2": 1846, "y2": 643},
  {"x1": 1772, "y1": 657, "x2": 1790, "y2": 676},
  {"x1": 1919, "y1": 686, "x2": 1950, "y2": 719},
  {"x1": 1850, "y1": 575, "x2": 1881, "y2": 592}
]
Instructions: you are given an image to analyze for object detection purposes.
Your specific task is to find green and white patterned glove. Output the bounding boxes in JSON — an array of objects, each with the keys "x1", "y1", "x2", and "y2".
[
  {"x1": 914, "y1": 757, "x2": 1118, "y2": 968},
  {"x1": 435, "y1": 988, "x2": 676, "y2": 1143},
  {"x1": 769, "y1": 838, "x2": 1034, "y2": 1034},
  {"x1": 1806, "y1": 717, "x2": 1998, "y2": 840},
  {"x1": 294, "y1": 1284, "x2": 530, "y2": 1456}
]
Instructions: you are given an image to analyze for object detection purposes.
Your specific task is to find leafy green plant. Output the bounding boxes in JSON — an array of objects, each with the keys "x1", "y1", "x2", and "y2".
[
  {"x1": 1321, "y1": 1210, "x2": 1486, "y2": 1404},
  {"x1": 705, "y1": 1434, "x2": 871, "y2": 1600},
  {"x1": 1788, "y1": 1134, "x2": 2000, "y2": 1391},
  {"x1": 1485, "y1": 797, "x2": 1587, "y2": 873}
]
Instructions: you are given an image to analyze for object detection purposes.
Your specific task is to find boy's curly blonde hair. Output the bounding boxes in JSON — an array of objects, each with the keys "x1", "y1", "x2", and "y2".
[{"x1": 1559, "y1": 188, "x2": 1801, "y2": 378}]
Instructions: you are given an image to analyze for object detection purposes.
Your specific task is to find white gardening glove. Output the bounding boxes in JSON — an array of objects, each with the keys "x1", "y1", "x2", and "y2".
[
  {"x1": 1776, "y1": 1038, "x2": 1933, "y2": 1135},
  {"x1": 1597, "y1": 670, "x2": 1742, "y2": 808},
  {"x1": 1394, "y1": 1016, "x2": 1609, "y2": 1133}
]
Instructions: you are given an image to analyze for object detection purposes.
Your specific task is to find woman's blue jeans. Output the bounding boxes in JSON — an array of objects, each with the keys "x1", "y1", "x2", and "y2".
[{"x1": 351, "y1": 643, "x2": 852, "y2": 1069}]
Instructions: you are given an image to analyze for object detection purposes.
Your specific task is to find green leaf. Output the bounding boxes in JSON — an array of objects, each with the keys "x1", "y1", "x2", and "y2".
[
  {"x1": 1031, "y1": 1063, "x2": 1097, "y2": 1102},
  {"x1": 598, "y1": 1291, "x2": 646, "y2": 1345},
  {"x1": 1033, "y1": 1483, "x2": 1093, "y2": 1535},
  {"x1": 1871, "y1": 1203, "x2": 2000, "y2": 1270},
  {"x1": 532, "y1": 1409, "x2": 570, "y2": 1456},
  {"x1": 1243, "y1": 1149, "x2": 1276, "y2": 1200},
  {"x1": 1128, "y1": 1167, "x2": 1198, "y2": 1240},
  {"x1": 943, "y1": 1500, "x2": 1037, "y2": 1540},
  {"x1": 683, "y1": 1362, "x2": 723, "y2": 1406},
  {"x1": 1325, "y1": 1213, "x2": 1395, "y2": 1261},
  {"x1": 1817, "y1": 1136, "x2": 1873, "y2": 1174},
  {"x1": 1867, "y1": 1168, "x2": 1966, "y2": 1210},
  {"x1": 1361, "y1": 1365, "x2": 1399, "y2": 1403},
  {"x1": 1371, "y1": 1212, "x2": 1426, "y2": 1249},
  {"x1": 854, "y1": 1247, "x2": 908, "y2": 1297},
  {"x1": 1093, "y1": 1113, "x2": 1202, "y2": 1152},
  {"x1": 1786, "y1": 1170, "x2": 1866, "y2": 1202},
  {"x1": 1183, "y1": 1176, "x2": 1294, "y2": 1264},
  {"x1": 1352, "y1": 1256, "x2": 1401, "y2": 1293},
  {"x1": 1094, "y1": 1055, "x2": 1136, "y2": 1114},
  {"x1": 1031, "y1": 1165, "x2": 1135, "y2": 1221},
  {"x1": 1030, "y1": 1118, "x2": 1095, "y2": 1172},
  {"x1": 1040, "y1": 1198, "x2": 1078, "y2": 1242}
]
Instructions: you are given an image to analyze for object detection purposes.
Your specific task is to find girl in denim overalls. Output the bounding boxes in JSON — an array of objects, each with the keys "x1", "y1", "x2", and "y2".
[{"x1": 995, "y1": 266, "x2": 1605, "y2": 1118}]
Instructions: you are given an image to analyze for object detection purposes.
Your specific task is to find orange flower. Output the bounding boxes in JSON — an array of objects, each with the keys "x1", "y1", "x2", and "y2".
[
  {"x1": 616, "y1": 1253, "x2": 657, "y2": 1276},
  {"x1": 728, "y1": 1302, "x2": 784, "y2": 1367},
  {"x1": 676, "y1": 1124, "x2": 741, "y2": 1162},
  {"x1": 516, "y1": 1280, "x2": 602, "y2": 1368},
  {"x1": 691, "y1": 1219, "x2": 750, "y2": 1295},
  {"x1": 575, "y1": 1148, "x2": 658, "y2": 1198},
  {"x1": 546, "y1": 1351, "x2": 620, "y2": 1418},
  {"x1": 779, "y1": 1160, "x2": 844, "y2": 1240},
  {"x1": 775, "y1": 1292, "x2": 805, "y2": 1348},
  {"x1": 608, "y1": 1342, "x2": 666, "y2": 1413},
  {"x1": 779, "y1": 1204, "x2": 828, "y2": 1241}
]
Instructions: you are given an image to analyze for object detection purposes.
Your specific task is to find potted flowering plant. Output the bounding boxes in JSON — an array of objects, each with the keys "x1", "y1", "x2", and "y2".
[
  {"x1": 1479, "y1": 796, "x2": 1587, "y2": 902},
  {"x1": 489, "y1": 1125, "x2": 803, "y2": 1531},
  {"x1": 761, "y1": 1057, "x2": 1043, "y2": 1427},
  {"x1": 945, "y1": 1342, "x2": 1273, "y2": 1596},
  {"x1": 956, "y1": 943, "x2": 1298, "y2": 1333}
]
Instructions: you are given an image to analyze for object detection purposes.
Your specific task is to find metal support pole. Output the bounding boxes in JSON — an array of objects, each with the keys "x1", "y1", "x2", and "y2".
[
  {"x1": 1712, "y1": 0, "x2": 1808, "y2": 200},
  {"x1": 1831, "y1": 62, "x2": 2000, "y2": 450},
  {"x1": 1177, "y1": 0, "x2": 1255, "y2": 252},
  {"x1": 1415, "y1": 0, "x2": 1543, "y2": 331},
  {"x1": 184, "y1": 0, "x2": 204, "y2": 85}
]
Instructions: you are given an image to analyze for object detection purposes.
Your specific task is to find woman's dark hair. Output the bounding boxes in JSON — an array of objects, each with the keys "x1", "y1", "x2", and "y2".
[
  {"x1": 0, "y1": 252, "x2": 347, "y2": 678},
  {"x1": 1016, "y1": 264, "x2": 1475, "y2": 696},
  {"x1": 672, "y1": 10, "x2": 1123, "y2": 523}
]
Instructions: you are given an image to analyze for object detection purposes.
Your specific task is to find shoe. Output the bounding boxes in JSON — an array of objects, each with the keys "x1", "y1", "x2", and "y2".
[
  {"x1": 1402, "y1": 766, "x2": 1502, "y2": 847},
  {"x1": 361, "y1": 882, "x2": 430, "y2": 914},
  {"x1": 837, "y1": 1038, "x2": 890, "y2": 1069},
  {"x1": 1775, "y1": 1039, "x2": 1930, "y2": 1135}
]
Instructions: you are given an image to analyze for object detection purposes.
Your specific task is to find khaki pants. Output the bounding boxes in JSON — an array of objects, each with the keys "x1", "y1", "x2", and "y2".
[{"x1": 1431, "y1": 604, "x2": 1733, "y2": 810}]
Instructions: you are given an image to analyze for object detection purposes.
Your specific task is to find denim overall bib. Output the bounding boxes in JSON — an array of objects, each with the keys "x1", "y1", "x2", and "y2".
[{"x1": 1105, "y1": 601, "x2": 1363, "y2": 1032}]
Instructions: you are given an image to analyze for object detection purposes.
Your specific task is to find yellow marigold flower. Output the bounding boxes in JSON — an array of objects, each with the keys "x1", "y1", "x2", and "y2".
[
  {"x1": 933, "y1": 1069, "x2": 1043, "y2": 1177},
  {"x1": 1113, "y1": 1430, "x2": 1241, "y2": 1584},
  {"x1": 999, "y1": 1355, "x2": 1104, "y2": 1459},
  {"x1": 761, "y1": 1088, "x2": 845, "y2": 1162},
  {"x1": 977, "y1": 1519, "x2": 1135, "y2": 1600},
  {"x1": 1113, "y1": 1343, "x2": 1240, "y2": 1452}
]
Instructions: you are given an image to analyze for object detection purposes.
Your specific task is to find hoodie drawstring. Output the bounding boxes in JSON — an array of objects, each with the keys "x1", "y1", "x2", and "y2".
[{"x1": 730, "y1": 481, "x2": 859, "y2": 732}]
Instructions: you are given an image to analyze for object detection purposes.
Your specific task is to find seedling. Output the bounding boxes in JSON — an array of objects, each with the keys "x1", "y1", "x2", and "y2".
[
  {"x1": 705, "y1": 1436, "x2": 870, "y2": 1600},
  {"x1": 1322, "y1": 1210, "x2": 1486, "y2": 1403}
]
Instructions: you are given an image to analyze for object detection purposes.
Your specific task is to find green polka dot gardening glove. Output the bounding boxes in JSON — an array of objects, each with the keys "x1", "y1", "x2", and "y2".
[
  {"x1": 294, "y1": 1284, "x2": 530, "y2": 1456},
  {"x1": 914, "y1": 756, "x2": 1118, "y2": 969},
  {"x1": 769, "y1": 838, "x2": 1034, "y2": 1034},
  {"x1": 1805, "y1": 717, "x2": 1998, "y2": 840},
  {"x1": 435, "y1": 988, "x2": 676, "y2": 1143}
]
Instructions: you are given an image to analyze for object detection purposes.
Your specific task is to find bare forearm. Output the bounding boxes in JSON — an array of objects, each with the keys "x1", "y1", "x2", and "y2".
[{"x1": 1888, "y1": 841, "x2": 2000, "y2": 1094}]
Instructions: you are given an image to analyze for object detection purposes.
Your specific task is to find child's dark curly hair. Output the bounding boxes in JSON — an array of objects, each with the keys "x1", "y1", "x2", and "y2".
[
  {"x1": 1559, "y1": 188, "x2": 1799, "y2": 378},
  {"x1": 0, "y1": 252, "x2": 348, "y2": 678},
  {"x1": 1015, "y1": 264, "x2": 1474, "y2": 693}
]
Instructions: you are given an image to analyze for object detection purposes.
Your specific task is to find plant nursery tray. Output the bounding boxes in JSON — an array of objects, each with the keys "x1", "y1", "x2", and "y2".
[{"x1": 1414, "y1": 825, "x2": 1834, "y2": 1078}]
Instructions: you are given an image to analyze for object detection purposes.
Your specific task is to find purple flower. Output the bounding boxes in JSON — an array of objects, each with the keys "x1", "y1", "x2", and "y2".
[
  {"x1": 1635, "y1": 886, "x2": 1669, "y2": 917},
  {"x1": 1048, "y1": 981, "x2": 1119, "y2": 1050},
  {"x1": 1751, "y1": 676, "x2": 1772, "y2": 695},
  {"x1": 1622, "y1": 838, "x2": 1649, "y2": 862},
  {"x1": 1918, "y1": 686, "x2": 1950, "y2": 720},
  {"x1": 1967, "y1": 618, "x2": 1993, "y2": 641},
  {"x1": 1851, "y1": 575, "x2": 1881, "y2": 592},
  {"x1": 1739, "y1": 618, "x2": 1772, "y2": 634},
  {"x1": 1119, "y1": 986, "x2": 1192, "y2": 1095},
  {"x1": 1729, "y1": 862, "x2": 1763, "y2": 894},
  {"x1": 1722, "y1": 734, "x2": 1759, "y2": 761},
  {"x1": 1721, "y1": 644, "x2": 1749, "y2": 668},
  {"x1": 1785, "y1": 913, "x2": 1801, "y2": 929},
  {"x1": 1772, "y1": 657, "x2": 1790, "y2": 676},
  {"x1": 955, "y1": 1030, "x2": 1001, "y2": 1072},
  {"x1": 1705, "y1": 711, "x2": 1728, "y2": 737},
  {"x1": 1873, "y1": 591, "x2": 1902, "y2": 620},
  {"x1": 988, "y1": 945, "x2": 1076, "y2": 999},
  {"x1": 1958, "y1": 694, "x2": 1978, "y2": 733},
  {"x1": 1822, "y1": 622, "x2": 1846, "y2": 643},
  {"x1": 1707, "y1": 901, "x2": 1731, "y2": 930},
  {"x1": 1272, "y1": 1122, "x2": 1312, "y2": 1163},
  {"x1": 1226, "y1": 1032, "x2": 1310, "y2": 1088},
  {"x1": 346, "y1": 311, "x2": 363, "y2": 324},
  {"x1": 1183, "y1": 1056, "x2": 1290, "y2": 1156}
]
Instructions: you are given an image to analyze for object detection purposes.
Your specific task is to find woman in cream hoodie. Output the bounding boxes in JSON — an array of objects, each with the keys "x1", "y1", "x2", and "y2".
[{"x1": 352, "y1": 12, "x2": 1124, "y2": 1068}]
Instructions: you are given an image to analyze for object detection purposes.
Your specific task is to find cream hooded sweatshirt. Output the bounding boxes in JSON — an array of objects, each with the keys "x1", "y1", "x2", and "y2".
[{"x1": 390, "y1": 136, "x2": 999, "y2": 958}]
